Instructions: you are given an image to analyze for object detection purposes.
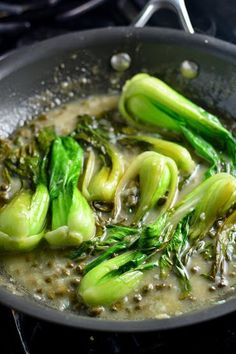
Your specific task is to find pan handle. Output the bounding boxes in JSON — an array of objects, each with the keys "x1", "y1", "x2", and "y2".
[{"x1": 132, "y1": 0, "x2": 194, "y2": 34}]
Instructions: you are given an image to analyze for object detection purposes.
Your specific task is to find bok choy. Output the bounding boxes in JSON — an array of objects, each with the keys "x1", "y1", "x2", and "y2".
[
  {"x1": 122, "y1": 134, "x2": 195, "y2": 175},
  {"x1": 119, "y1": 73, "x2": 236, "y2": 175},
  {"x1": 79, "y1": 250, "x2": 146, "y2": 306},
  {"x1": 0, "y1": 143, "x2": 50, "y2": 251},
  {"x1": 0, "y1": 184, "x2": 49, "y2": 251},
  {"x1": 212, "y1": 210, "x2": 236, "y2": 285},
  {"x1": 45, "y1": 137, "x2": 96, "y2": 248},
  {"x1": 78, "y1": 173, "x2": 236, "y2": 305},
  {"x1": 171, "y1": 173, "x2": 236, "y2": 241},
  {"x1": 114, "y1": 151, "x2": 178, "y2": 224}
]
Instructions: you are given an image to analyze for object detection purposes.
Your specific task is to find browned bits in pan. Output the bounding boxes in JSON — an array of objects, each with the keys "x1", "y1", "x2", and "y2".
[
  {"x1": 142, "y1": 283, "x2": 154, "y2": 294},
  {"x1": 70, "y1": 278, "x2": 81, "y2": 287},
  {"x1": 87, "y1": 306, "x2": 105, "y2": 317},
  {"x1": 44, "y1": 276, "x2": 53, "y2": 284}
]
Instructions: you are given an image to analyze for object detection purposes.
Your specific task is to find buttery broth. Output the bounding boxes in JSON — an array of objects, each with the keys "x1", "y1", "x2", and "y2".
[{"x1": 1, "y1": 95, "x2": 236, "y2": 320}]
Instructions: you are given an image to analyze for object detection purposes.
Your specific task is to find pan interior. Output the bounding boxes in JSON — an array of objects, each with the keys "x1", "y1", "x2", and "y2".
[{"x1": 1, "y1": 27, "x2": 236, "y2": 330}]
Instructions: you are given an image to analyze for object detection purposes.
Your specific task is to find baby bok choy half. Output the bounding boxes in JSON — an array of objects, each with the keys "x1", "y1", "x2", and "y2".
[
  {"x1": 0, "y1": 150, "x2": 49, "y2": 252},
  {"x1": 78, "y1": 215, "x2": 167, "y2": 306},
  {"x1": 44, "y1": 137, "x2": 96, "y2": 248},
  {"x1": 119, "y1": 73, "x2": 236, "y2": 176},
  {"x1": 79, "y1": 251, "x2": 145, "y2": 306},
  {"x1": 0, "y1": 185, "x2": 49, "y2": 252},
  {"x1": 114, "y1": 151, "x2": 178, "y2": 224}
]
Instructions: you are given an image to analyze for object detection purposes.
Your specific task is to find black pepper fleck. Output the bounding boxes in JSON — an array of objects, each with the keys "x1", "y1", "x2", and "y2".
[
  {"x1": 75, "y1": 264, "x2": 84, "y2": 274},
  {"x1": 191, "y1": 266, "x2": 200, "y2": 274},
  {"x1": 88, "y1": 306, "x2": 105, "y2": 317},
  {"x1": 70, "y1": 278, "x2": 81, "y2": 286},
  {"x1": 209, "y1": 285, "x2": 216, "y2": 292},
  {"x1": 44, "y1": 276, "x2": 52, "y2": 284},
  {"x1": 142, "y1": 283, "x2": 154, "y2": 294},
  {"x1": 133, "y1": 294, "x2": 142, "y2": 303}
]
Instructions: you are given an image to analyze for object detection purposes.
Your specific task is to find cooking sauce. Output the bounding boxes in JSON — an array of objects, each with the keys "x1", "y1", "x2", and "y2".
[{"x1": 1, "y1": 95, "x2": 236, "y2": 320}]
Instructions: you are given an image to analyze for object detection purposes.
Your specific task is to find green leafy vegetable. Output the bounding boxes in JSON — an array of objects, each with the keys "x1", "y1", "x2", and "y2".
[
  {"x1": 122, "y1": 134, "x2": 195, "y2": 175},
  {"x1": 75, "y1": 115, "x2": 124, "y2": 203},
  {"x1": 159, "y1": 214, "x2": 191, "y2": 298},
  {"x1": 79, "y1": 250, "x2": 146, "y2": 306},
  {"x1": 105, "y1": 224, "x2": 139, "y2": 242},
  {"x1": 2, "y1": 126, "x2": 56, "y2": 186},
  {"x1": 84, "y1": 242, "x2": 129, "y2": 274},
  {"x1": 180, "y1": 126, "x2": 222, "y2": 177},
  {"x1": 189, "y1": 176, "x2": 236, "y2": 242},
  {"x1": 137, "y1": 213, "x2": 170, "y2": 252},
  {"x1": 114, "y1": 151, "x2": 178, "y2": 224},
  {"x1": 171, "y1": 173, "x2": 236, "y2": 265},
  {"x1": 44, "y1": 137, "x2": 96, "y2": 248},
  {"x1": 119, "y1": 73, "x2": 236, "y2": 172},
  {"x1": 0, "y1": 169, "x2": 49, "y2": 251},
  {"x1": 76, "y1": 170, "x2": 236, "y2": 306},
  {"x1": 212, "y1": 210, "x2": 236, "y2": 285},
  {"x1": 200, "y1": 241, "x2": 215, "y2": 261},
  {"x1": 69, "y1": 224, "x2": 140, "y2": 261},
  {"x1": 78, "y1": 214, "x2": 169, "y2": 305},
  {"x1": 0, "y1": 127, "x2": 55, "y2": 251}
]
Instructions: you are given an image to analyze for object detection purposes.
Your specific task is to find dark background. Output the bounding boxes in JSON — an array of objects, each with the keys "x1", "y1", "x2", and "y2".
[{"x1": 1, "y1": 0, "x2": 236, "y2": 55}]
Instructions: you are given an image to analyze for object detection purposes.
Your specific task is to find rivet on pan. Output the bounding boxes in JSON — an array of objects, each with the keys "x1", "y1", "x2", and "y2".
[
  {"x1": 180, "y1": 60, "x2": 199, "y2": 79},
  {"x1": 110, "y1": 53, "x2": 131, "y2": 72}
]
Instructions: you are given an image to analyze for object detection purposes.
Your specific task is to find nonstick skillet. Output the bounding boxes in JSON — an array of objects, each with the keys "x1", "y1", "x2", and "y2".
[{"x1": 1, "y1": 0, "x2": 236, "y2": 332}]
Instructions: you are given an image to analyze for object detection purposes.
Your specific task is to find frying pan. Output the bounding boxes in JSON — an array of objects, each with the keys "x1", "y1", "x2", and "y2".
[{"x1": 1, "y1": 0, "x2": 236, "y2": 332}]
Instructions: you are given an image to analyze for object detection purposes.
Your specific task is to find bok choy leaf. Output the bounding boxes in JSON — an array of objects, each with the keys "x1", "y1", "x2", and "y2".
[{"x1": 44, "y1": 137, "x2": 96, "y2": 248}]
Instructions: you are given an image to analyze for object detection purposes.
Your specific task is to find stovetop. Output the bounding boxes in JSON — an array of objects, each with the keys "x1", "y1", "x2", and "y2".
[
  {"x1": 2, "y1": 302, "x2": 236, "y2": 354},
  {"x1": 1, "y1": 0, "x2": 236, "y2": 56},
  {"x1": 1, "y1": 1, "x2": 236, "y2": 353}
]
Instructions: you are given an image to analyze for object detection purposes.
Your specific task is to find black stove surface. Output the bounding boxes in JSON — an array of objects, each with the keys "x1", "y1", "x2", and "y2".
[
  {"x1": 0, "y1": 0, "x2": 236, "y2": 55},
  {"x1": 2, "y1": 302, "x2": 236, "y2": 354},
  {"x1": 1, "y1": 1, "x2": 236, "y2": 353}
]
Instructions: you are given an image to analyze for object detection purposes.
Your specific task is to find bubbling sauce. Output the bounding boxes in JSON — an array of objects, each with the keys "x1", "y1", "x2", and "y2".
[{"x1": 1, "y1": 95, "x2": 236, "y2": 320}]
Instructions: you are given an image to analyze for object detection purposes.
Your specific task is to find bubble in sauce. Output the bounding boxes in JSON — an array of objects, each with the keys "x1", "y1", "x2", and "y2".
[
  {"x1": 110, "y1": 53, "x2": 131, "y2": 72},
  {"x1": 180, "y1": 60, "x2": 199, "y2": 79}
]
